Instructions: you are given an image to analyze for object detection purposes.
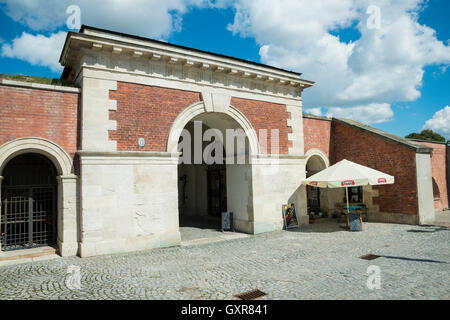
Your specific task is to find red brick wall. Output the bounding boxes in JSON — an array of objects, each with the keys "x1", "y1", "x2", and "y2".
[
  {"x1": 303, "y1": 117, "x2": 331, "y2": 158},
  {"x1": 415, "y1": 141, "x2": 449, "y2": 211},
  {"x1": 109, "y1": 82, "x2": 291, "y2": 154},
  {"x1": 331, "y1": 121, "x2": 419, "y2": 215},
  {"x1": 231, "y1": 97, "x2": 291, "y2": 154},
  {"x1": 109, "y1": 83, "x2": 201, "y2": 151},
  {"x1": 0, "y1": 85, "x2": 80, "y2": 161}
]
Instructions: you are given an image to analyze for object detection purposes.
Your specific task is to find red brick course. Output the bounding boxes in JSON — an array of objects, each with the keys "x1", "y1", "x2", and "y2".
[
  {"x1": 109, "y1": 83, "x2": 201, "y2": 151},
  {"x1": 303, "y1": 117, "x2": 331, "y2": 159},
  {"x1": 0, "y1": 85, "x2": 80, "y2": 161},
  {"x1": 230, "y1": 97, "x2": 291, "y2": 154},
  {"x1": 109, "y1": 82, "x2": 291, "y2": 154},
  {"x1": 415, "y1": 141, "x2": 449, "y2": 211},
  {"x1": 331, "y1": 121, "x2": 419, "y2": 215}
]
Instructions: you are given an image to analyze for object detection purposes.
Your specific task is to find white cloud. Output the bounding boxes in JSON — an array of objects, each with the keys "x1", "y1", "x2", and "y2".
[
  {"x1": 0, "y1": 0, "x2": 214, "y2": 38},
  {"x1": 227, "y1": 0, "x2": 450, "y2": 123},
  {"x1": 1, "y1": 31, "x2": 67, "y2": 72},
  {"x1": 1, "y1": 0, "x2": 449, "y2": 127},
  {"x1": 0, "y1": 0, "x2": 219, "y2": 72},
  {"x1": 326, "y1": 103, "x2": 394, "y2": 124},
  {"x1": 423, "y1": 106, "x2": 450, "y2": 139},
  {"x1": 304, "y1": 107, "x2": 323, "y2": 116}
]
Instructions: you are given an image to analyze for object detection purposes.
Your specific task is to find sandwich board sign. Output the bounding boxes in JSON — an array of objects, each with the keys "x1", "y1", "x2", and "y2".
[
  {"x1": 282, "y1": 203, "x2": 300, "y2": 229},
  {"x1": 221, "y1": 212, "x2": 234, "y2": 232}
]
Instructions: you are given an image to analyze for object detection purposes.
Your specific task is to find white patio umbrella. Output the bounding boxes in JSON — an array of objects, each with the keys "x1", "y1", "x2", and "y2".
[{"x1": 302, "y1": 159, "x2": 394, "y2": 214}]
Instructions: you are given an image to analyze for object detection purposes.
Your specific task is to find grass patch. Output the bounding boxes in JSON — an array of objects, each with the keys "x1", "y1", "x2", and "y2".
[{"x1": 0, "y1": 74, "x2": 77, "y2": 87}]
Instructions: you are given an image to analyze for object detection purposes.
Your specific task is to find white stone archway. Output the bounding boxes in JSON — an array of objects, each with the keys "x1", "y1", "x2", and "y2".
[
  {"x1": 0, "y1": 137, "x2": 78, "y2": 257},
  {"x1": 0, "y1": 137, "x2": 74, "y2": 176},
  {"x1": 166, "y1": 101, "x2": 260, "y2": 156},
  {"x1": 305, "y1": 148, "x2": 330, "y2": 173}
]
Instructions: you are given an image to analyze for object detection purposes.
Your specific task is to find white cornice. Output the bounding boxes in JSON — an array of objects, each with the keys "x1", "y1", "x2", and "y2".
[{"x1": 61, "y1": 32, "x2": 314, "y2": 94}]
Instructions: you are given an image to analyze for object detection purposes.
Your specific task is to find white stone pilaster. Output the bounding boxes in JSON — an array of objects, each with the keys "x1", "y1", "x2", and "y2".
[
  {"x1": 416, "y1": 153, "x2": 435, "y2": 225},
  {"x1": 81, "y1": 77, "x2": 117, "y2": 151},
  {"x1": 286, "y1": 101, "x2": 304, "y2": 156},
  {"x1": 57, "y1": 175, "x2": 79, "y2": 257}
]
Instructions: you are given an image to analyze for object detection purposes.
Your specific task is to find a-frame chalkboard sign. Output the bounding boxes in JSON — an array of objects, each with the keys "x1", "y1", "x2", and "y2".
[{"x1": 282, "y1": 203, "x2": 300, "y2": 230}]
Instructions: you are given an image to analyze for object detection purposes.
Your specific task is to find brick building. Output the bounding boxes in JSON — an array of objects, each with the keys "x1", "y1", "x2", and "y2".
[
  {"x1": 303, "y1": 115, "x2": 448, "y2": 224},
  {"x1": 0, "y1": 26, "x2": 446, "y2": 258}
]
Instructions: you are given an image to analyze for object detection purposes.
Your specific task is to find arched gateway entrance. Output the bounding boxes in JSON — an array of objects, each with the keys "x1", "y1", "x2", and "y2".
[
  {"x1": 0, "y1": 138, "x2": 78, "y2": 256},
  {"x1": 169, "y1": 101, "x2": 259, "y2": 235},
  {"x1": 1, "y1": 153, "x2": 58, "y2": 251}
]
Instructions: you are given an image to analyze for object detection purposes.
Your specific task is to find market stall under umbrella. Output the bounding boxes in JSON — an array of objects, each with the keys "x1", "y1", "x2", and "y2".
[{"x1": 302, "y1": 159, "x2": 394, "y2": 229}]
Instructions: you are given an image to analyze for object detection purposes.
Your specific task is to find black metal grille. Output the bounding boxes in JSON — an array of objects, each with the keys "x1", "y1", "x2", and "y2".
[
  {"x1": 1, "y1": 153, "x2": 57, "y2": 251},
  {"x1": 235, "y1": 289, "x2": 267, "y2": 300},
  {"x1": 1, "y1": 186, "x2": 57, "y2": 251},
  {"x1": 360, "y1": 254, "x2": 380, "y2": 260}
]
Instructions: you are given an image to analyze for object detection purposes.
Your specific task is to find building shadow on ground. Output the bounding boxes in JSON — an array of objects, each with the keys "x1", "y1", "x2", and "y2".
[
  {"x1": 379, "y1": 255, "x2": 447, "y2": 264},
  {"x1": 406, "y1": 226, "x2": 448, "y2": 233},
  {"x1": 287, "y1": 218, "x2": 348, "y2": 233}
]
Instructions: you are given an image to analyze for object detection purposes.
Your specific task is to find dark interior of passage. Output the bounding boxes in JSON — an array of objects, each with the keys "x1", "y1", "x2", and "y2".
[{"x1": 1, "y1": 153, "x2": 57, "y2": 251}]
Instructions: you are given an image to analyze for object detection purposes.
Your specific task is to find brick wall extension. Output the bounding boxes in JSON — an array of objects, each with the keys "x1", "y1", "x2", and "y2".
[
  {"x1": 415, "y1": 141, "x2": 449, "y2": 211},
  {"x1": 331, "y1": 121, "x2": 419, "y2": 215},
  {"x1": 109, "y1": 82, "x2": 291, "y2": 154},
  {"x1": 303, "y1": 117, "x2": 331, "y2": 158},
  {"x1": 0, "y1": 85, "x2": 80, "y2": 166}
]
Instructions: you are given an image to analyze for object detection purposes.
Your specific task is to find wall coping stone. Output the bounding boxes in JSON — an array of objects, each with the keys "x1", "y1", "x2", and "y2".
[
  {"x1": 77, "y1": 151, "x2": 181, "y2": 158},
  {"x1": 302, "y1": 113, "x2": 332, "y2": 121},
  {"x1": 0, "y1": 79, "x2": 81, "y2": 93},
  {"x1": 407, "y1": 138, "x2": 448, "y2": 145}
]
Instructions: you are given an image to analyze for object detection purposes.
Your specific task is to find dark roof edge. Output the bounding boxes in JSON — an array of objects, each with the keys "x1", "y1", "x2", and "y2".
[
  {"x1": 333, "y1": 118, "x2": 433, "y2": 154},
  {"x1": 79, "y1": 25, "x2": 303, "y2": 78},
  {"x1": 302, "y1": 113, "x2": 332, "y2": 121}
]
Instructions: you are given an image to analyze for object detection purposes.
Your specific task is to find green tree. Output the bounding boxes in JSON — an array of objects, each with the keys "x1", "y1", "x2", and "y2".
[{"x1": 405, "y1": 129, "x2": 446, "y2": 142}]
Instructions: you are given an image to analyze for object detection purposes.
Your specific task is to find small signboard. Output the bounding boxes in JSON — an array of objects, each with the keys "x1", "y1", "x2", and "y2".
[
  {"x1": 282, "y1": 204, "x2": 300, "y2": 230},
  {"x1": 221, "y1": 212, "x2": 234, "y2": 232},
  {"x1": 348, "y1": 213, "x2": 363, "y2": 231}
]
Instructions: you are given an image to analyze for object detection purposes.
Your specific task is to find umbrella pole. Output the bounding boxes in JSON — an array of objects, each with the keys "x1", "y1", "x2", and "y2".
[
  {"x1": 346, "y1": 187, "x2": 350, "y2": 214},
  {"x1": 345, "y1": 186, "x2": 350, "y2": 230}
]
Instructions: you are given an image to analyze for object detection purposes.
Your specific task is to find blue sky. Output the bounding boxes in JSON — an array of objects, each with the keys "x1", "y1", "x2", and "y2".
[{"x1": 0, "y1": 0, "x2": 449, "y2": 139}]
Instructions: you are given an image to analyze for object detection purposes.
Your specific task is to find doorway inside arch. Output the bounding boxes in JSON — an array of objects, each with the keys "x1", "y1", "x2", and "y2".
[
  {"x1": 306, "y1": 155, "x2": 327, "y2": 210},
  {"x1": 177, "y1": 112, "x2": 252, "y2": 244},
  {"x1": 1, "y1": 153, "x2": 58, "y2": 251}
]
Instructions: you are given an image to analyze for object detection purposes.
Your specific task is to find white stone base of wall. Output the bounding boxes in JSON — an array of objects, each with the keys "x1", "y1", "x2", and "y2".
[
  {"x1": 251, "y1": 155, "x2": 308, "y2": 233},
  {"x1": 76, "y1": 152, "x2": 308, "y2": 257},
  {"x1": 78, "y1": 151, "x2": 182, "y2": 258},
  {"x1": 79, "y1": 231, "x2": 181, "y2": 257},
  {"x1": 367, "y1": 211, "x2": 420, "y2": 225}
]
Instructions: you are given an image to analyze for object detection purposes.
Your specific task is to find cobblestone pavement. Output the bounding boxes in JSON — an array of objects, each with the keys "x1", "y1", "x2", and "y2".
[{"x1": 0, "y1": 221, "x2": 449, "y2": 300}]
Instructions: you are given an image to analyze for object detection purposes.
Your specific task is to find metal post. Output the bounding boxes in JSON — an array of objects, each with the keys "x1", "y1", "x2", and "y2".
[
  {"x1": 346, "y1": 187, "x2": 350, "y2": 214},
  {"x1": 345, "y1": 186, "x2": 350, "y2": 230},
  {"x1": 0, "y1": 176, "x2": 3, "y2": 252},
  {"x1": 28, "y1": 188, "x2": 33, "y2": 247}
]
